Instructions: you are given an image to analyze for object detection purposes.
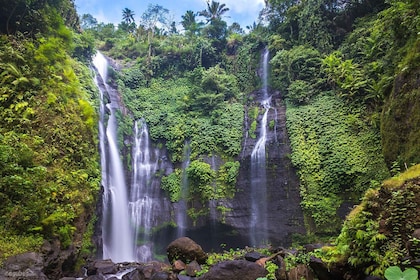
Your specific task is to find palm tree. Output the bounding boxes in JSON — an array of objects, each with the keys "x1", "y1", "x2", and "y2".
[
  {"x1": 181, "y1": 10, "x2": 204, "y2": 35},
  {"x1": 198, "y1": 1, "x2": 229, "y2": 23},
  {"x1": 122, "y1": 8, "x2": 135, "y2": 24}
]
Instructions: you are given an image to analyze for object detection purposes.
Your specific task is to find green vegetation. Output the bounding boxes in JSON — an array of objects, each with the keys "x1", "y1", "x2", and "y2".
[
  {"x1": 266, "y1": 0, "x2": 418, "y2": 235},
  {"x1": 287, "y1": 93, "x2": 389, "y2": 232},
  {"x1": 319, "y1": 164, "x2": 420, "y2": 277},
  {"x1": 0, "y1": 0, "x2": 99, "y2": 265},
  {"x1": 385, "y1": 266, "x2": 418, "y2": 280},
  {"x1": 1, "y1": 0, "x2": 419, "y2": 277}
]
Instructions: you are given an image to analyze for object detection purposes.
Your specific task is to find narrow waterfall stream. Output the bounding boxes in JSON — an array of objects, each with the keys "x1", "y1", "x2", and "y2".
[
  {"x1": 129, "y1": 120, "x2": 160, "y2": 262},
  {"x1": 93, "y1": 52, "x2": 135, "y2": 263},
  {"x1": 249, "y1": 48, "x2": 270, "y2": 246},
  {"x1": 176, "y1": 141, "x2": 191, "y2": 238}
]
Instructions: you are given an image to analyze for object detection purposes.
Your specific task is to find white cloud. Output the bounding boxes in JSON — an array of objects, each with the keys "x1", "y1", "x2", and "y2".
[{"x1": 222, "y1": 0, "x2": 265, "y2": 14}]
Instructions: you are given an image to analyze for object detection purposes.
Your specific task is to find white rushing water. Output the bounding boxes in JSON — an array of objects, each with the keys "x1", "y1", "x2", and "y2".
[
  {"x1": 249, "y1": 47, "x2": 270, "y2": 246},
  {"x1": 176, "y1": 141, "x2": 191, "y2": 237},
  {"x1": 93, "y1": 52, "x2": 135, "y2": 263},
  {"x1": 129, "y1": 120, "x2": 160, "y2": 262}
]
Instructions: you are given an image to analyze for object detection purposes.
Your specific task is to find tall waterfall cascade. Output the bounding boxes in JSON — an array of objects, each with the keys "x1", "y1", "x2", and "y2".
[
  {"x1": 93, "y1": 49, "x2": 304, "y2": 260},
  {"x1": 93, "y1": 52, "x2": 172, "y2": 263},
  {"x1": 93, "y1": 52, "x2": 135, "y2": 263},
  {"x1": 129, "y1": 120, "x2": 162, "y2": 262},
  {"x1": 250, "y1": 48, "x2": 271, "y2": 246}
]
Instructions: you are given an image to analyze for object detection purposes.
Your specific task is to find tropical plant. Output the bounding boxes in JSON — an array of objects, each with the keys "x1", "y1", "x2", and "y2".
[
  {"x1": 122, "y1": 8, "x2": 135, "y2": 24},
  {"x1": 199, "y1": 1, "x2": 230, "y2": 23},
  {"x1": 384, "y1": 266, "x2": 419, "y2": 280},
  {"x1": 181, "y1": 10, "x2": 204, "y2": 36}
]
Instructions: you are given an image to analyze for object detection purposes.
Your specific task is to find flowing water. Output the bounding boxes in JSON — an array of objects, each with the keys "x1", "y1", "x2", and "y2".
[
  {"x1": 93, "y1": 52, "x2": 135, "y2": 263},
  {"x1": 249, "y1": 48, "x2": 270, "y2": 246},
  {"x1": 129, "y1": 120, "x2": 161, "y2": 262},
  {"x1": 175, "y1": 141, "x2": 191, "y2": 237}
]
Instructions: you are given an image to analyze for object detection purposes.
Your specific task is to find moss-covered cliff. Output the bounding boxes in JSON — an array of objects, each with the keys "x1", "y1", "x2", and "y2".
[
  {"x1": 0, "y1": 0, "x2": 99, "y2": 275},
  {"x1": 319, "y1": 164, "x2": 420, "y2": 277}
]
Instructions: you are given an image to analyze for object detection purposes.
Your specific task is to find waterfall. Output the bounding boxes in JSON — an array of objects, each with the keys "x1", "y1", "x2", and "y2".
[
  {"x1": 129, "y1": 120, "x2": 160, "y2": 262},
  {"x1": 93, "y1": 52, "x2": 135, "y2": 263},
  {"x1": 176, "y1": 141, "x2": 191, "y2": 237},
  {"x1": 249, "y1": 48, "x2": 270, "y2": 246}
]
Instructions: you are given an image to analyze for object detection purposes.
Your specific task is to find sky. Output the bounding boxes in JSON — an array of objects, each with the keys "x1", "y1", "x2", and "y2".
[{"x1": 74, "y1": 0, "x2": 266, "y2": 30}]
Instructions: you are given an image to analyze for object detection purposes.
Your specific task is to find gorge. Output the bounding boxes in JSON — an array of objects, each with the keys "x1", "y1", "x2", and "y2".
[{"x1": 93, "y1": 47, "x2": 304, "y2": 262}]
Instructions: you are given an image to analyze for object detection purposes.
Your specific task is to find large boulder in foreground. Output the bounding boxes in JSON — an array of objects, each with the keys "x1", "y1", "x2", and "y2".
[
  {"x1": 167, "y1": 237, "x2": 207, "y2": 264},
  {"x1": 0, "y1": 252, "x2": 48, "y2": 280},
  {"x1": 198, "y1": 260, "x2": 267, "y2": 280}
]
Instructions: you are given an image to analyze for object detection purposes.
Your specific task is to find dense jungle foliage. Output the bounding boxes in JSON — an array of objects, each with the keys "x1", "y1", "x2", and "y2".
[
  {"x1": 0, "y1": 0, "x2": 98, "y2": 263},
  {"x1": 0, "y1": 0, "x2": 419, "y2": 277}
]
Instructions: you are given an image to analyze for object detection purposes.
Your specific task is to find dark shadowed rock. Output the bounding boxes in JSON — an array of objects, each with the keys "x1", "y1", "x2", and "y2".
[
  {"x1": 150, "y1": 271, "x2": 170, "y2": 280},
  {"x1": 309, "y1": 256, "x2": 345, "y2": 280},
  {"x1": 185, "y1": 260, "x2": 201, "y2": 277},
  {"x1": 244, "y1": 251, "x2": 266, "y2": 262},
  {"x1": 0, "y1": 252, "x2": 48, "y2": 280},
  {"x1": 199, "y1": 260, "x2": 267, "y2": 280},
  {"x1": 178, "y1": 275, "x2": 194, "y2": 280},
  {"x1": 288, "y1": 264, "x2": 314, "y2": 280},
  {"x1": 167, "y1": 237, "x2": 207, "y2": 264},
  {"x1": 140, "y1": 262, "x2": 171, "y2": 279},
  {"x1": 273, "y1": 255, "x2": 287, "y2": 280},
  {"x1": 122, "y1": 268, "x2": 145, "y2": 280},
  {"x1": 86, "y1": 259, "x2": 117, "y2": 276},
  {"x1": 172, "y1": 260, "x2": 186, "y2": 272},
  {"x1": 85, "y1": 275, "x2": 106, "y2": 280}
]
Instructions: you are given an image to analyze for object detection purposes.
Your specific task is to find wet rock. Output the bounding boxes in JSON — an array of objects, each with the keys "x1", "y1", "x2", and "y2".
[
  {"x1": 198, "y1": 260, "x2": 266, "y2": 280},
  {"x1": 122, "y1": 268, "x2": 145, "y2": 280},
  {"x1": 304, "y1": 243, "x2": 324, "y2": 253},
  {"x1": 177, "y1": 275, "x2": 193, "y2": 280},
  {"x1": 185, "y1": 260, "x2": 201, "y2": 277},
  {"x1": 141, "y1": 262, "x2": 171, "y2": 279},
  {"x1": 150, "y1": 271, "x2": 170, "y2": 280},
  {"x1": 244, "y1": 251, "x2": 265, "y2": 262},
  {"x1": 412, "y1": 228, "x2": 420, "y2": 239},
  {"x1": 0, "y1": 252, "x2": 48, "y2": 280},
  {"x1": 273, "y1": 255, "x2": 287, "y2": 280},
  {"x1": 167, "y1": 237, "x2": 207, "y2": 264},
  {"x1": 86, "y1": 259, "x2": 117, "y2": 276},
  {"x1": 288, "y1": 264, "x2": 314, "y2": 280},
  {"x1": 172, "y1": 260, "x2": 186, "y2": 272},
  {"x1": 309, "y1": 256, "x2": 345, "y2": 280},
  {"x1": 85, "y1": 275, "x2": 106, "y2": 280}
]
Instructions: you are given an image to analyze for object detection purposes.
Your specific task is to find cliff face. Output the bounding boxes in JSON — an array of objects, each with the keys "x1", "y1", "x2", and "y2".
[
  {"x1": 381, "y1": 42, "x2": 420, "y2": 167},
  {"x1": 319, "y1": 164, "x2": 420, "y2": 278},
  {"x1": 225, "y1": 89, "x2": 305, "y2": 247}
]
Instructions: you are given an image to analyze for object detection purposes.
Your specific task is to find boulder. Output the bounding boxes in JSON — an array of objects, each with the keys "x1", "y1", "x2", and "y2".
[
  {"x1": 122, "y1": 268, "x2": 145, "y2": 280},
  {"x1": 85, "y1": 275, "x2": 106, "y2": 280},
  {"x1": 167, "y1": 237, "x2": 207, "y2": 264},
  {"x1": 273, "y1": 255, "x2": 287, "y2": 280},
  {"x1": 141, "y1": 262, "x2": 171, "y2": 279},
  {"x1": 185, "y1": 260, "x2": 201, "y2": 277},
  {"x1": 0, "y1": 252, "x2": 48, "y2": 280},
  {"x1": 150, "y1": 271, "x2": 171, "y2": 280},
  {"x1": 198, "y1": 260, "x2": 267, "y2": 280},
  {"x1": 172, "y1": 260, "x2": 186, "y2": 272},
  {"x1": 244, "y1": 251, "x2": 265, "y2": 262},
  {"x1": 288, "y1": 264, "x2": 314, "y2": 280},
  {"x1": 86, "y1": 259, "x2": 118, "y2": 276},
  {"x1": 309, "y1": 256, "x2": 345, "y2": 280}
]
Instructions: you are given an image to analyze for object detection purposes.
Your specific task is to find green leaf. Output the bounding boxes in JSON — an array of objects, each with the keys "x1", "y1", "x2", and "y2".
[
  {"x1": 402, "y1": 268, "x2": 419, "y2": 280},
  {"x1": 385, "y1": 266, "x2": 419, "y2": 280}
]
